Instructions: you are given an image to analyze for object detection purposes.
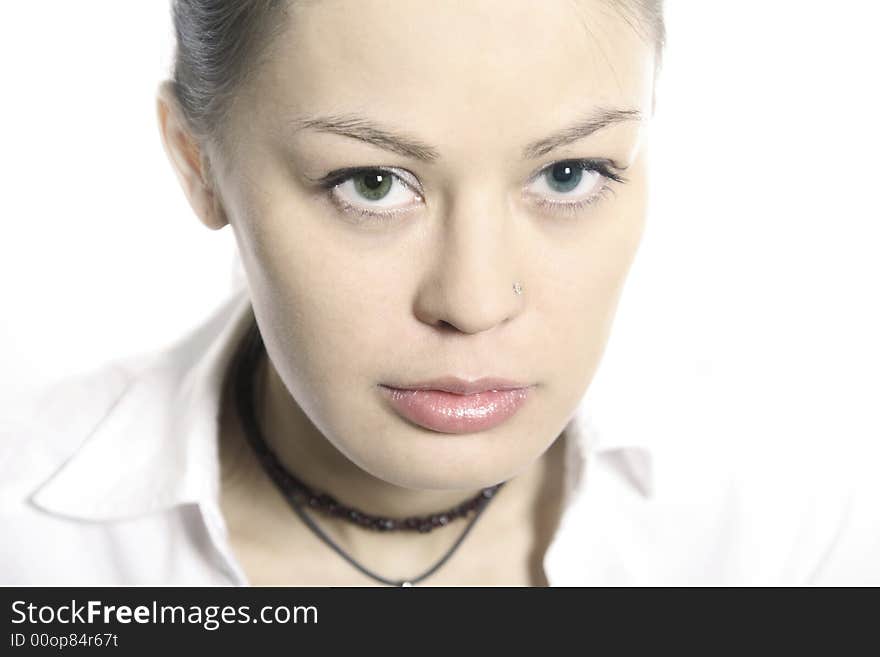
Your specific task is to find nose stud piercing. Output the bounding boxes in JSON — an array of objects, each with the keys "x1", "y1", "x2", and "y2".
[{"x1": 513, "y1": 282, "x2": 523, "y2": 295}]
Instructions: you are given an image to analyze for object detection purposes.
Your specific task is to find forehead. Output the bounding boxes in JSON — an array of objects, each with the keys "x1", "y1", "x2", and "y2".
[{"x1": 255, "y1": 0, "x2": 654, "y2": 154}]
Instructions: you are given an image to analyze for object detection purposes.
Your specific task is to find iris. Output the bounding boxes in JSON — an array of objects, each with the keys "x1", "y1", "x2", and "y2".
[
  {"x1": 545, "y1": 162, "x2": 582, "y2": 193},
  {"x1": 354, "y1": 172, "x2": 393, "y2": 201}
]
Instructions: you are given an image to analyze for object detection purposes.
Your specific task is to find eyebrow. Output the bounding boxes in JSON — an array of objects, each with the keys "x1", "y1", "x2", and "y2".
[
  {"x1": 289, "y1": 106, "x2": 642, "y2": 163},
  {"x1": 522, "y1": 107, "x2": 642, "y2": 159}
]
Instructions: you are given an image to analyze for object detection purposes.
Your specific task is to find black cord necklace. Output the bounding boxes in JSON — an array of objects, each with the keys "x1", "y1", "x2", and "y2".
[{"x1": 231, "y1": 317, "x2": 506, "y2": 586}]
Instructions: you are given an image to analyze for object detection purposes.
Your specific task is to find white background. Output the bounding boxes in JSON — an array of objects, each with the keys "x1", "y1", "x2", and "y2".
[{"x1": 2, "y1": 2, "x2": 878, "y2": 456}]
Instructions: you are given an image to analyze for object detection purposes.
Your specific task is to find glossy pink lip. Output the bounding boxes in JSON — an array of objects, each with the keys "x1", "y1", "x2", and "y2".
[{"x1": 378, "y1": 379, "x2": 534, "y2": 434}]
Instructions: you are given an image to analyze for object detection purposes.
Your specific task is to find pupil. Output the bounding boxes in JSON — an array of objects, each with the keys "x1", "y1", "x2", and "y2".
[
  {"x1": 547, "y1": 162, "x2": 582, "y2": 193},
  {"x1": 553, "y1": 164, "x2": 575, "y2": 182},
  {"x1": 364, "y1": 173, "x2": 384, "y2": 189}
]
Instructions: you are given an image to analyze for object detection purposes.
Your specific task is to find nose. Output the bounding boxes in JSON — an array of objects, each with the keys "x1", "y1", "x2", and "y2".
[{"x1": 412, "y1": 191, "x2": 525, "y2": 335}]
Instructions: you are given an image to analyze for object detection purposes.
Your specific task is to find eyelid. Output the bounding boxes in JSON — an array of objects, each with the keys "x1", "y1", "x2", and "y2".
[
  {"x1": 526, "y1": 157, "x2": 629, "y2": 185},
  {"x1": 314, "y1": 166, "x2": 424, "y2": 222},
  {"x1": 521, "y1": 158, "x2": 628, "y2": 218},
  {"x1": 313, "y1": 166, "x2": 423, "y2": 196}
]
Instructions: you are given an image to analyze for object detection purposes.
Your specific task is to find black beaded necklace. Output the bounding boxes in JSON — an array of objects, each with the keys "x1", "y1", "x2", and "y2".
[{"x1": 231, "y1": 317, "x2": 506, "y2": 586}]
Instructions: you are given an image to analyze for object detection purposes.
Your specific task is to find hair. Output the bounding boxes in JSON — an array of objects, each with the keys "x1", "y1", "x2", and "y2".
[{"x1": 169, "y1": 0, "x2": 665, "y2": 150}]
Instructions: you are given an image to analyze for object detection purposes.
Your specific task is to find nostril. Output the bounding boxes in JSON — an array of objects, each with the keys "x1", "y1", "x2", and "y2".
[{"x1": 435, "y1": 320, "x2": 458, "y2": 333}]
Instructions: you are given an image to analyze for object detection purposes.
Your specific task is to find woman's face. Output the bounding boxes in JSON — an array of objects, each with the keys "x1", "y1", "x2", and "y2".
[{"x1": 210, "y1": 0, "x2": 656, "y2": 490}]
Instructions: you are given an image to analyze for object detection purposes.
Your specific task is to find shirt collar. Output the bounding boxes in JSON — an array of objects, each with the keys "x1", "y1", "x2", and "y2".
[
  {"x1": 28, "y1": 285, "x2": 654, "y2": 521},
  {"x1": 28, "y1": 285, "x2": 254, "y2": 520}
]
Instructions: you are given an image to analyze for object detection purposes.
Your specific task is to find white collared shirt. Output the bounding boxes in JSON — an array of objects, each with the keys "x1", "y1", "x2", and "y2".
[{"x1": 2, "y1": 284, "x2": 878, "y2": 586}]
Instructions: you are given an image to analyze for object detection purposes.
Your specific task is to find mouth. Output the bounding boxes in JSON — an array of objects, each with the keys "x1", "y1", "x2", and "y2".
[{"x1": 377, "y1": 378, "x2": 534, "y2": 434}]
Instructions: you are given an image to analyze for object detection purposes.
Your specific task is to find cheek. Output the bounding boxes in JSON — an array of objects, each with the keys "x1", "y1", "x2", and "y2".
[
  {"x1": 237, "y1": 205, "x2": 399, "y2": 388},
  {"x1": 540, "y1": 176, "x2": 647, "y2": 379}
]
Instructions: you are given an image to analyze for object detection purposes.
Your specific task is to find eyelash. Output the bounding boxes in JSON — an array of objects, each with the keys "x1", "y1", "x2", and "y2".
[{"x1": 314, "y1": 158, "x2": 629, "y2": 222}]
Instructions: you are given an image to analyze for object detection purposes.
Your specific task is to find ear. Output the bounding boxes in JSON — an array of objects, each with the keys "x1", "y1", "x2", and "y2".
[{"x1": 155, "y1": 80, "x2": 229, "y2": 230}]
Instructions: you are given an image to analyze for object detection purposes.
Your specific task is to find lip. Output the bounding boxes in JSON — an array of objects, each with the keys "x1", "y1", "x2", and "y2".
[
  {"x1": 377, "y1": 378, "x2": 534, "y2": 434},
  {"x1": 383, "y1": 376, "x2": 530, "y2": 395}
]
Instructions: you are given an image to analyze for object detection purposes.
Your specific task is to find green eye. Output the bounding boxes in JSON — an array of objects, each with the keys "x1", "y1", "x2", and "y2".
[
  {"x1": 544, "y1": 162, "x2": 583, "y2": 193},
  {"x1": 354, "y1": 171, "x2": 393, "y2": 201}
]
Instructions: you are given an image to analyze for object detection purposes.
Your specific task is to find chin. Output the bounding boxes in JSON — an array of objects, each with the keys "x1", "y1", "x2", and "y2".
[{"x1": 341, "y1": 425, "x2": 543, "y2": 492}]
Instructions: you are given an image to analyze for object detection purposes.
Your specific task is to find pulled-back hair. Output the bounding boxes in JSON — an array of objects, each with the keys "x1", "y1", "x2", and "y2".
[{"x1": 169, "y1": 0, "x2": 665, "y2": 148}]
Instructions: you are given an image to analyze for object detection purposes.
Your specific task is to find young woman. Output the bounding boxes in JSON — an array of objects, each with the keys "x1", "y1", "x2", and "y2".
[{"x1": 4, "y1": 0, "x2": 875, "y2": 586}]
